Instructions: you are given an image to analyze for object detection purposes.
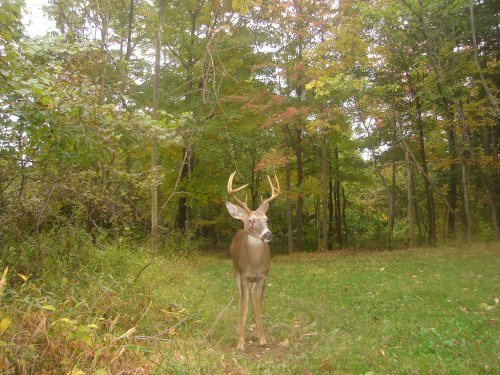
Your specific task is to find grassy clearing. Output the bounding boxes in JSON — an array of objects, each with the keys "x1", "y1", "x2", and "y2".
[{"x1": 1, "y1": 243, "x2": 499, "y2": 374}]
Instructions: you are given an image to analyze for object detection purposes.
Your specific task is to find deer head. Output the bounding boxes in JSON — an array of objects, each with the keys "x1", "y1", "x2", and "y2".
[{"x1": 225, "y1": 171, "x2": 281, "y2": 242}]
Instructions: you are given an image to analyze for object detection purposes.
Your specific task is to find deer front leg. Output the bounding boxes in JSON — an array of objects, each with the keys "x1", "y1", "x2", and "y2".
[
  {"x1": 254, "y1": 277, "x2": 267, "y2": 346},
  {"x1": 237, "y1": 276, "x2": 250, "y2": 351}
]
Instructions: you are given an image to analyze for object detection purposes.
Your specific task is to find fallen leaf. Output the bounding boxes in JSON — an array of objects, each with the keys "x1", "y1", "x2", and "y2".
[
  {"x1": 479, "y1": 303, "x2": 494, "y2": 311},
  {"x1": 278, "y1": 339, "x2": 290, "y2": 347},
  {"x1": 0, "y1": 318, "x2": 11, "y2": 332}
]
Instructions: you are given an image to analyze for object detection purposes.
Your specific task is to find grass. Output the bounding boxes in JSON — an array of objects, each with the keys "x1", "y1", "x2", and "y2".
[{"x1": 1, "y1": 242, "x2": 499, "y2": 374}]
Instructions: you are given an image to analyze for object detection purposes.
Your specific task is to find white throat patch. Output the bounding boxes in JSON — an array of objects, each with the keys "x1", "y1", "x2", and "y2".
[{"x1": 247, "y1": 235, "x2": 263, "y2": 246}]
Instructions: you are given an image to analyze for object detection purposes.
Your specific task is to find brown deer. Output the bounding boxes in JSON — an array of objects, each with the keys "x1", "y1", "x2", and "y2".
[{"x1": 225, "y1": 171, "x2": 281, "y2": 351}]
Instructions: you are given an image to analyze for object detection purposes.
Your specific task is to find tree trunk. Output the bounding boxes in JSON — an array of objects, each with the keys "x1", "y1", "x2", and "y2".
[
  {"x1": 457, "y1": 102, "x2": 473, "y2": 241},
  {"x1": 285, "y1": 163, "x2": 294, "y2": 255},
  {"x1": 151, "y1": 0, "x2": 165, "y2": 255},
  {"x1": 295, "y1": 128, "x2": 303, "y2": 252},
  {"x1": 328, "y1": 173, "x2": 334, "y2": 249},
  {"x1": 481, "y1": 117, "x2": 500, "y2": 238},
  {"x1": 176, "y1": 146, "x2": 191, "y2": 231},
  {"x1": 405, "y1": 149, "x2": 415, "y2": 247},
  {"x1": 388, "y1": 159, "x2": 396, "y2": 247},
  {"x1": 341, "y1": 185, "x2": 347, "y2": 246},
  {"x1": 333, "y1": 147, "x2": 342, "y2": 247},
  {"x1": 315, "y1": 198, "x2": 321, "y2": 251},
  {"x1": 446, "y1": 126, "x2": 458, "y2": 239},
  {"x1": 335, "y1": 179, "x2": 342, "y2": 246},
  {"x1": 321, "y1": 133, "x2": 329, "y2": 250},
  {"x1": 176, "y1": 5, "x2": 203, "y2": 232},
  {"x1": 125, "y1": 0, "x2": 134, "y2": 61},
  {"x1": 414, "y1": 94, "x2": 436, "y2": 245}
]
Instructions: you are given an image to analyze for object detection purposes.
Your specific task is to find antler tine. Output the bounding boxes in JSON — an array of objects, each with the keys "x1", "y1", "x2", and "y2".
[
  {"x1": 227, "y1": 171, "x2": 251, "y2": 213},
  {"x1": 261, "y1": 173, "x2": 281, "y2": 207},
  {"x1": 273, "y1": 173, "x2": 281, "y2": 195}
]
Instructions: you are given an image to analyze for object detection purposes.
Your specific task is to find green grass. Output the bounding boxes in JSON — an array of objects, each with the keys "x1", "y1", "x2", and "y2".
[
  {"x1": 2, "y1": 243, "x2": 499, "y2": 374},
  {"x1": 136, "y1": 243, "x2": 500, "y2": 374}
]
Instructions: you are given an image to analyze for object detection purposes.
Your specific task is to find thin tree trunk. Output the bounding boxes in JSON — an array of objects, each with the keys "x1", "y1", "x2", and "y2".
[
  {"x1": 446, "y1": 125, "x2": 459, "y2": 239},
  {"x1": 315, "y1": 198, "x2": 321, "y2": 251},
  {"x1": 335, "y1": 180, "x2": 342, "y2": 246},
  {"x1": 414, "y1": 94, "x2": 436, "y2": 245},
  {"x1": 405, "y1": 149, "x2": 415, "y2": 247},
  {"x1": 151, "y1": 0, "x2": 166, "y2": 255},
  {"x1": 328, "y1": 173, "x2": 334, "y2": 249},
  {"x1": 295, "y1": 128, "x2": 303, "y2": 252},
  {"x1": 176, "y1": 146, "x2": 190, "y2": 231},
  {"x1": 321, "y1": 133, "x2": 329, "y2": 250},
  {"x1": 457, "y1": 102, "x2": 473, "y2": 241},
  {"x1": 122, "y1": 0, "x2": 134, "y2": 180},
  {"x1": 388, "y1": 159, "x2": 396, "y2": 247},
  {"x1": 125, "y1": 0, "x2": 134, "y2": 61},
  {"x1": 333, "y1": 147, "x2": 342, "y2": 247},
  {"x1": 341, "y1": 185, "x2": 347, "y2": 246},
  {"x1": 99, "y1": 0, "x2": 110, "y2": 104},
  {"x1": 481, "y1": 122, "x2": 500, "y2": 238},
  {"x1": 285, "y1": 163, "x2": 294, "y2": 255},
  {"x1": 176, "y1": 4, "x2": 203, "y2": 231}
]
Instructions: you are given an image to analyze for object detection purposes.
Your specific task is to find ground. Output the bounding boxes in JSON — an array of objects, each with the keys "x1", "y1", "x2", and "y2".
[
  {"x1": 137, "y1": 244, "x2": 499, "y2": 374},
  {"x1": 3, "y1": 243, "x2": 499, "y2": 374}
]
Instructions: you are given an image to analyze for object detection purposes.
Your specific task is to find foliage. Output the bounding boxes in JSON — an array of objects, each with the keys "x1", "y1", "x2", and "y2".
[
  {"x1": 1, "y1": 1, "x2": 498, "y2": 372},
  {"x1": 2, "y1": 0, "x2": 498, "y2": 252}
]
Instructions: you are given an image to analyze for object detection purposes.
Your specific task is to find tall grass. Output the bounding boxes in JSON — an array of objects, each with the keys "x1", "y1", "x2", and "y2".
[{"x1": 0, "y1": 233, "x2": 498, "y2": 374}]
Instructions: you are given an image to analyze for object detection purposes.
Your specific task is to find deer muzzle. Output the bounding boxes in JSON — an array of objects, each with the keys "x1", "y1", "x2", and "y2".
[{"x1": 261, "y1": 229, "x2": 272, "y2": 242}]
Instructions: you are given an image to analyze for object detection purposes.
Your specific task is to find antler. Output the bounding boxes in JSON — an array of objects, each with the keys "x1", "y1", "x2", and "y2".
[
  {"x1": 227, "y1": 171, "x2": 252, "y2": 213},
  {"x1": 258, "y1": 173, "x2": 281, "y2": 213}
]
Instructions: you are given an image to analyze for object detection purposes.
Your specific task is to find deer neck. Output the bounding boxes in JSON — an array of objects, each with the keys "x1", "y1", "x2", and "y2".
[{"x1": 246, "y1": 233, "x2": 264, "y2": 247}]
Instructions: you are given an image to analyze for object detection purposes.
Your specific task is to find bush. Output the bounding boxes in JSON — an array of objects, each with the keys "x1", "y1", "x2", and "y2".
[{"x1": 158, "y1": 230, "x2": 201, "y2": 259}]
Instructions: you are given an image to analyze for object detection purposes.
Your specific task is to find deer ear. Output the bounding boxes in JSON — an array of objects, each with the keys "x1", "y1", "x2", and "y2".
[{"x1": 225, "y1": 201, "x2": 249, "y2": 221}]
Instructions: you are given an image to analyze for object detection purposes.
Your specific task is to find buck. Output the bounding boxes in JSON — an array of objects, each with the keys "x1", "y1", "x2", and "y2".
[{"x1": 225, "y1": 171, "x2": 281, "y2": 351}]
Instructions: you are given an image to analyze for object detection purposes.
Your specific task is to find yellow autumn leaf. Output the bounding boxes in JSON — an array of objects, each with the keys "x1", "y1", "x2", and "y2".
[
  {"x1": 0, "y1": 317, "x2": 11, "y2": 332},
  {"x1": 41, "y1": 304, "x2": 56, "y2": 312},
  {"x1": 66, "y1": 369, "x2": 86, "y2": 375}
]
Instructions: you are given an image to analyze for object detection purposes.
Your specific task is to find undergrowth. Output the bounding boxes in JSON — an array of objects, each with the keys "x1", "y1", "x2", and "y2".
[
  {"x1": 0, "y1": 231, "x2": 498, "y2": 374},
  {"x1": 0, "y1": 228, "x2": 199, "y2": 374}
]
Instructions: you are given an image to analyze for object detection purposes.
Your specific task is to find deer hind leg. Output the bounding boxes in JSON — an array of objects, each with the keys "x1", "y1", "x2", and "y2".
[
  {"x1": 236, "y1": 275, "x2": 250, "y2": 351},
  {"x1": 254, "y1": 277, "x2": 267, "y2": 346}
]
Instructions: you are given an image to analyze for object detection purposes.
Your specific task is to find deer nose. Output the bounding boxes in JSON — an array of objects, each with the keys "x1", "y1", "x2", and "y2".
[{"x1": 262, "y1": 230, "x2": 272, "y2": 242}]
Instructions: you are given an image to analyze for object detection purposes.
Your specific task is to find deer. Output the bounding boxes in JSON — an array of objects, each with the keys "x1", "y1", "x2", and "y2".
[{"x1": 225, "y1": 171, "x2": 281, "y2": 351}]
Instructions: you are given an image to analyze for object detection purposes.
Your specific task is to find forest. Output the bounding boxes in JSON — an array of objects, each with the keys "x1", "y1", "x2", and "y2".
[{"x1": 0, "y1": 0, "x2": 499, "y2": 373}]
